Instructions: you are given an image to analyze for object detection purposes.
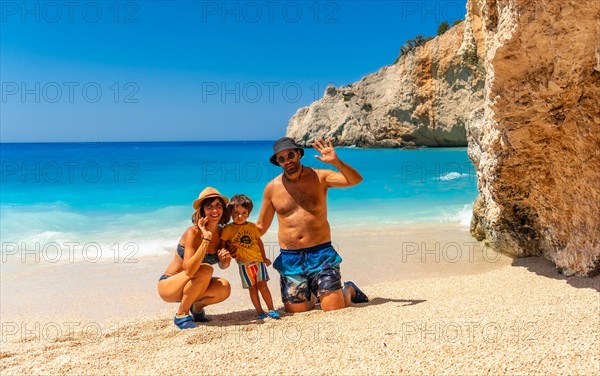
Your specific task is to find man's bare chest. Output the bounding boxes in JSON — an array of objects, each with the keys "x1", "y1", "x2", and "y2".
[{"x1": 273, "y1": 183, "x2": 324, "y2": 216}]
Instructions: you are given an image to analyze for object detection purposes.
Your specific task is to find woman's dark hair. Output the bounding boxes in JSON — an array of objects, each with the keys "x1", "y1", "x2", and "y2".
[
  {"x1": 191, "y1": 197, "x2": 230, "y2": 225},
  {"x1": 227, "y1": 194, "x2": 253, "y2": 213}
]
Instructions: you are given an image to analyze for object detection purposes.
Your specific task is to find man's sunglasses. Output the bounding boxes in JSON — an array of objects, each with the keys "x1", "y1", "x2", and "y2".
[{"x1": 277, "y1": 151, "x2": 297, "y2": 164}]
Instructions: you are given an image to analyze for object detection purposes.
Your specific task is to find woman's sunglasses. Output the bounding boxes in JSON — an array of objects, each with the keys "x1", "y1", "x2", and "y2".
[{"x1": 277, "y1": 151, "x2": 297, "y2": 164}]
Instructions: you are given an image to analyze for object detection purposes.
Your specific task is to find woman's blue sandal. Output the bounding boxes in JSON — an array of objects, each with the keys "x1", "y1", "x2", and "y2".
[
  {"x1": 267, "y1": 310, "x2": 281, "y2": 319},
  {"x1": 190, "y1": 306, "x2": 210, "y2": 322},
  {"x1": 345, "y1": 281, "x2": 369, "y2": 303},
  {"x1": 174, "y1": 315, "x2": 198, "y2": 329}
]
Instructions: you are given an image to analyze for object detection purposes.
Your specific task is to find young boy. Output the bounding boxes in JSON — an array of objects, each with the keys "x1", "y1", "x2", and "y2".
[{"x1": 220, "y1": 194, "x2": 281, "y2": 320}]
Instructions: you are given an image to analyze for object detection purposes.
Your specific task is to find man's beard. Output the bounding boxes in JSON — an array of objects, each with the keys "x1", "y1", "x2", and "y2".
[{"x1": 284, "y1": 162, "x2": 300, "y2": 175}]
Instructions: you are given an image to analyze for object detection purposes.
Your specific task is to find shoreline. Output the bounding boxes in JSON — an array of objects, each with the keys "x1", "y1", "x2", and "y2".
[
  {"x1": 0, "y1": 220, "x2": 477, "y2": 264},
  {"x1": 0, "y1": 223, "x2": 510, "y2": 325}
]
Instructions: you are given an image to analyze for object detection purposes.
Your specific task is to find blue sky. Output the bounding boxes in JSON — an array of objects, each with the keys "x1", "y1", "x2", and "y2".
[{"x1": 1, "y1": 0, "x2": 467, "y2": 142}]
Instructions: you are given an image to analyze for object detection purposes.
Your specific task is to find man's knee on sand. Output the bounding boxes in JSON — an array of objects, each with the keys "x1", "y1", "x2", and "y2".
[
  {"x1": 284, "y1": 299, "x2": 314, "y2": 313},
  {"x1": 319, "y1": 289, "x2": 346, "y2": 312}
]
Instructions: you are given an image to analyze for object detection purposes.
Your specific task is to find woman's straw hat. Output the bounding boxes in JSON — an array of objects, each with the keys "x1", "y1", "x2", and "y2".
[{"x1": 193, "y1": 187, "x2": 229, "y2": 210}]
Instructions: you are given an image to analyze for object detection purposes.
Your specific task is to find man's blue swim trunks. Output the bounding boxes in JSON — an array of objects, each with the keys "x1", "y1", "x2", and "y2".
[{"x1": 273, "y1": 241, "x2": 343, "y2": 304}]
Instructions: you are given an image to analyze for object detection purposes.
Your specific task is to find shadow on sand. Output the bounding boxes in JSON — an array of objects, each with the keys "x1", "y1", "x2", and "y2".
[
  {"x1": 364, "y1": 297, "x2": 427, "y2": 307},
  {"x1": 199, "y1": 297, "x2": 427, "y2": 327},
  {"x1": 512, "y1": 256, "x2": 600, "y2": 292},
  {"x1": 202, "y1": 308, "x2": 276, "y2": 326}
]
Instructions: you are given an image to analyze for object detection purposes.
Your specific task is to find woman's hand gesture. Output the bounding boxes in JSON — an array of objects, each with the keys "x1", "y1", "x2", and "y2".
[{"x1": 197, "y1": 217, "x2": 212, "y2": 240}]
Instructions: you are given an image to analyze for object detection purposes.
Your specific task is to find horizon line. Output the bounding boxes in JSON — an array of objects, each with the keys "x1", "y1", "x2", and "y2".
[{"x1": 0, "y1": 139, "x2": 279, "y2": 144}]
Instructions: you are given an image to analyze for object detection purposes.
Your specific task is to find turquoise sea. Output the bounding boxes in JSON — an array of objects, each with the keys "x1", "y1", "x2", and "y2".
[{"x1": 0, "y1": 141, "x2": 478, "y2": 258}]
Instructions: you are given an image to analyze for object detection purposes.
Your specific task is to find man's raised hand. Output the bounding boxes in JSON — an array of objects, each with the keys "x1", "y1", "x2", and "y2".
[{"x1": 313, "y1": 138, "x2": 338, "y2": 165}]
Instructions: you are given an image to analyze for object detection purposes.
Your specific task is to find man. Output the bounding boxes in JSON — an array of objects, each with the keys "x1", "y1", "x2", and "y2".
[{"x1": 256, "y1": 137, "x2": 369, "y2": 313}]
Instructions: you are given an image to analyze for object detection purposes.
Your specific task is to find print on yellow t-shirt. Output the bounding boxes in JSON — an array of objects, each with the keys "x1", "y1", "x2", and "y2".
[{"x1": 221, "y1": 222, "x2": 264, "y2": 263}]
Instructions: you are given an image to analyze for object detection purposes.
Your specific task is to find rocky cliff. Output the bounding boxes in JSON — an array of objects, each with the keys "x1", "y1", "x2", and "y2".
[
  {"x1": 287, "y1": 0, "x2": 600, "y2": 276},
  {"x1": 467, "y1": 0, "x2": 600, "y2": 276},
  {"x1": 286, "y1": 24, "x2": 485, "y2": 147}
]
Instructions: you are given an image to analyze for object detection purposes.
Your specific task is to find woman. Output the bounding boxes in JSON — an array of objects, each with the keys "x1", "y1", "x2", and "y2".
[{"x1": 157, "y1": 187, "x2": 233, "y2": 329}]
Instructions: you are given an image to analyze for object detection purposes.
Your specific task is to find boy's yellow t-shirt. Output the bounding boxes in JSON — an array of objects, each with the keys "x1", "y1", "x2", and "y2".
[{"x1": 220, "y1": 222, "x2": 263, "y2": 263}]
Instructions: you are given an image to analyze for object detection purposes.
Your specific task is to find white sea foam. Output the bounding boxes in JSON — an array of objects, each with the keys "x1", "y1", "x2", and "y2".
[
  {"x1": 438, "y1": 172, "x2": 470, "y2": 181},
  {"x1": 2, "y1": 232, "x2": 178, "y2": 264},
  {"x1": 433, "y1": 204, "x2": 473, "y2": 226},
  {"x1": 1, "y1": 204, "x2": 189, "y2": 262},
  {"x1": 457, "y1": 204, "x2": 473, "y2": 226}
]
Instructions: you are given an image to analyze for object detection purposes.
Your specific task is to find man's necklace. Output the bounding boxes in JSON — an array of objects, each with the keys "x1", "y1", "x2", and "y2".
[{"x1": 283, "y1": 165, "x2": 304, "y2": 183}]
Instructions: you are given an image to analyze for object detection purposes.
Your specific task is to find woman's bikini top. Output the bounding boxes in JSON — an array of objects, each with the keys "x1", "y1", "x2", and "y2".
[{"x1": 177, "y1": 244, "x2": 185, "y2": 259}]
